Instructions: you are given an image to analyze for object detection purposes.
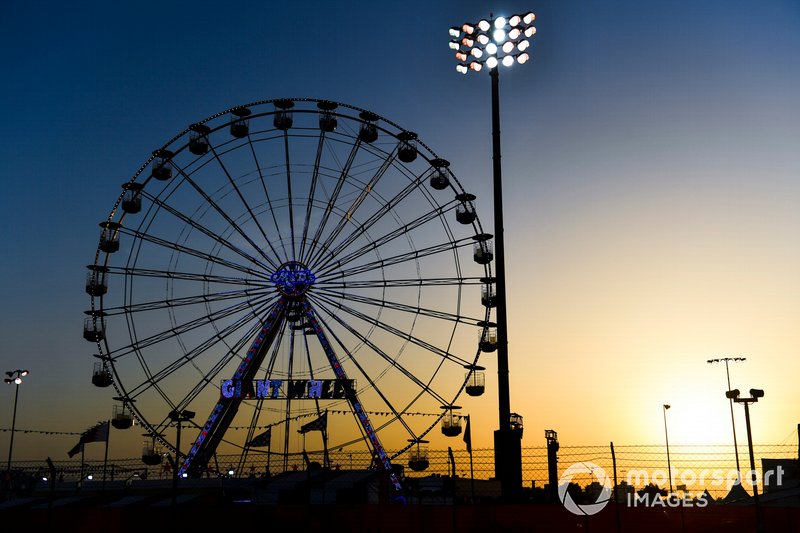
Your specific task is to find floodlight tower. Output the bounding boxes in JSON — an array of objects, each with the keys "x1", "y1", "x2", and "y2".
[
  {"x1": 5, "y1": 369, "x2": 29, "y2": 473},
  {"x1": 449, "y1": 12, "x2": 536, "y2": 500},
  {"x1": 707, "y1": 357, "x2": 745, "y2": 479}
]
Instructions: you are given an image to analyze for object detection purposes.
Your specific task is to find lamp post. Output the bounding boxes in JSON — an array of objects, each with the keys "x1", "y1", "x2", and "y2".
[
  {"x1": 727, "y1": 388, "x2": 764, "y2": 533},
  {"x1": 449, "y1": 11, "x2": 536, "y2": 500},
  {"x1": 4, "y1": 369, "x2": 29, "y2": 473},
  {"x1": 662, "y1": 404, "x2": 673, "y2": 494},
  {"x1": 708, "y1": 357, "x2": 745, "y2": 479},
  {"x1": 169, "y1": 408, "x2": 195, "y2": 506}
]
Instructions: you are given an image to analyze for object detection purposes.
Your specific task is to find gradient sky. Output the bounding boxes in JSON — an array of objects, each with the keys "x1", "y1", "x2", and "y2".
[{"x1": 1, "y1": 0, "x2": 799, "y2": 462}]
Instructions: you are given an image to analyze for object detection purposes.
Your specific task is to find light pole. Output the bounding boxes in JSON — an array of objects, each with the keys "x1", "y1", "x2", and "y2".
[
  {"x1": 4, "y1": 369, "x2": 29, "y2": 473},
  {"x1": 169, "y1": 408, "x2": 195, "y2": 506},
  {"x1": 662, "y1": 404, "x2": 673, "y2": 494},
  {"x1": 727, "y1": 388, "x2": 764, "y2": 533},
  {"x1": 449, "y1": 11, "x2": 536, "y2": 500},
  {"x1": 708, "y1": 357, "x2": 745, "y2": 479}
]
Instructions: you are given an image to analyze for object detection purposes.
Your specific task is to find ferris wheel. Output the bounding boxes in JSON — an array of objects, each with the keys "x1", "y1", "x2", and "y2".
[{"x1": 84, "y1": 98, "x2": 496, "y2": 486}]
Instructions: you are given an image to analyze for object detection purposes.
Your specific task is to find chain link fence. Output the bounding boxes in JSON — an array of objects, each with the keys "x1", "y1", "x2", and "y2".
[{"x1": 6, "y1": 443, "x2": 797, "y2": 501}]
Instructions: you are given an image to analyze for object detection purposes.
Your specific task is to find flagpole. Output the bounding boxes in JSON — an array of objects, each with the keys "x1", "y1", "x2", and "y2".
[
  {"x1": 102, "y1": 420, "x2": 110, "y2": 492},
  {"x1": 469, "y1": 445, "x2": 474, "y2": 502},
  {"x1": 79, "y1": 443, "x2": 85, "y2": 491},
  {"x1": 323, "y1": 409, "x2": 329, "y2": 469},
  {"x1": 465, "y1": 415, "x2": 474, "y2": 502}
]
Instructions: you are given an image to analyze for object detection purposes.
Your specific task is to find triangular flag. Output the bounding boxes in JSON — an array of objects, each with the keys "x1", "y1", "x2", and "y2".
[
  {"x1": 247, "y1": 427, "x2": 272, "y2": 447},
  {"x1": 298, "y1": 412, "x2": 327, "y2": 434}
]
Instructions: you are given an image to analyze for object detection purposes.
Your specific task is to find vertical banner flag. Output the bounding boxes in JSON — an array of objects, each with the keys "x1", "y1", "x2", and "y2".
[{"x1": 463, "y1": 415, "x2": 472, "y2": 454}]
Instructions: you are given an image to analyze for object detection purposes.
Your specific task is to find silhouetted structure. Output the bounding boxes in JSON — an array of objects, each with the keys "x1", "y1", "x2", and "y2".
[{"x1": 545, "y1": 429, "x2": 559, "y2": 503}]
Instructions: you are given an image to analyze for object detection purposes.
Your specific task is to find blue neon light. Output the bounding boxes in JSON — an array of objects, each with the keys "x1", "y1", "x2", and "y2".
[
  {"x1": 301, "y1": 301, "x2": 404, "y2": 495},
  {"x1": 178, "y1": 299, "x2": 286, "y2": 476},
  {"x1": 270, "y1": 262, "x2": 316, "y2": 297}
]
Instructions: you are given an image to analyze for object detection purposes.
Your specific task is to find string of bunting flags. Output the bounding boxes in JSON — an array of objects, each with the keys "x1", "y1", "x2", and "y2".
[
  {"x1": 0, "y1": 428, "x2": 83, "y2": 435},
  {"x1": 224, "y1": 410, "x2": 453, "y2": 431}
]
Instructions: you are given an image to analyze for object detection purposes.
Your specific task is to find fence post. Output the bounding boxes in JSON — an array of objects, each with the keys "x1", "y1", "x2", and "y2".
[{"x1": 611, "y1": 442, "x2": 620, "y2": 533}]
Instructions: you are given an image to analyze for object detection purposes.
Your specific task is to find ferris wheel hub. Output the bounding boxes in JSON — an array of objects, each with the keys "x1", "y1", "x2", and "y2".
[{"x1": 270, "y1": 261, "x2": 316, "y2": 298}]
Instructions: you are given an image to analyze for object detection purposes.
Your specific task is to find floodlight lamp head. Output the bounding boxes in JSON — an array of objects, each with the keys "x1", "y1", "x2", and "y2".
[
  {"x1": 449, "y1": 27, "x2": 461, "y2": 38},
  {"x1": 663, "y1": 404, "x2": 670, "y2": 410},
  {"x1": 20, "y1": 370, "x2": 28, "y2": 376},
  {"x1": 750, "y1": 389, "x2": 764, "y2": 399},
  {"x1": 726, "y1": 389, "x2": 740, "y2": 399}
]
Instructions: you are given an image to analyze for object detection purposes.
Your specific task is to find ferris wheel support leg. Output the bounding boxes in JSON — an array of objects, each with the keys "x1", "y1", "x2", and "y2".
[
  {"x1": 178, "y1": 298, "x2": 288, "y2": 478},
  {"x1": 300, "y1": 300, "x2": 405, "y2": 501}
]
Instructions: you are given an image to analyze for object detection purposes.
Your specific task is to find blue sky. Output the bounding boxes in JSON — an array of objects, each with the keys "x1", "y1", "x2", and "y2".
[{"x1": 1, "y1": 0, "x2": 799, "y2": 462}]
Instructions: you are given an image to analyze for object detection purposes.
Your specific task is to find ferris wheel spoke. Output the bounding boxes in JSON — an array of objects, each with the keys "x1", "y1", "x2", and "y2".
[
  {"x1": 207, "y1": 144, "x2": 281, "y2": 264},
  {"x1": 313, "y1": 287, "x2": 482, "y2": 326},
  {"x1": 305, "y1": 301, "x2": 419, "y2": 444},
  {"x1": 140, "y1": 189, "x2": 274, "y2": 273},
  {"x1": 308, "y1": 292, "x2": 473, "y2": 367},
  {"x1": 108, "y1": 292, "x2": 277, "y2": 360},
  {"x1": 247, "y1": 139, "x2": 290, "y2": 262},
  {"x1": 309, "y1": 172, "x2": 445, "y2": 273},
  {"x1": 172, "y1": 315, "x2": 267, "y2": 411},
  {"x1": 101, "y1": 286, "x2": 271, "y2": 316},
  {"x1": 310, "y1": 297, "x2": 451, "y2": 410},
  {"x1": 308, "y1": 145, "x2": 399, "y2": 269},
  {"x1": 298, "y1": 132, "x2": 327, "y2": 262},
  {"x1": 118, "y1": 226, "x2": 267, "y2": 280},
  {"x1": 262, "y1": 319, "x2": 291, "y2": 377},
  {"x1": 171, "y1": 166, "x2": 281, "y2": 270},
  {"x1": 313, "y1": 201, "x2": 458, "y2": 277},
  {"x1": 320, "y1": 237, "x2": 475, "y2": 281},
  {"x1": 280, "y1": 130, "x2": 298, "y2": 259},
  {"x1": 126, "y1": 297, "x2": 275, "y2": 401},
  {"x1": 303, "y1": 139, "x2": 362, "y2": 266},
  {"x1": 106, "y1": 266, "x2": 271, "y2": 286},
  {"x1": 315, "y1": 276, "x2": 486, "y2": 289}
]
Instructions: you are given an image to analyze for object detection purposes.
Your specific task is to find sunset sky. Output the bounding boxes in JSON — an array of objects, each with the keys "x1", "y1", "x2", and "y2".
[{"x1": 1, "y1": 0, "x2": 799, "y2": 463}]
